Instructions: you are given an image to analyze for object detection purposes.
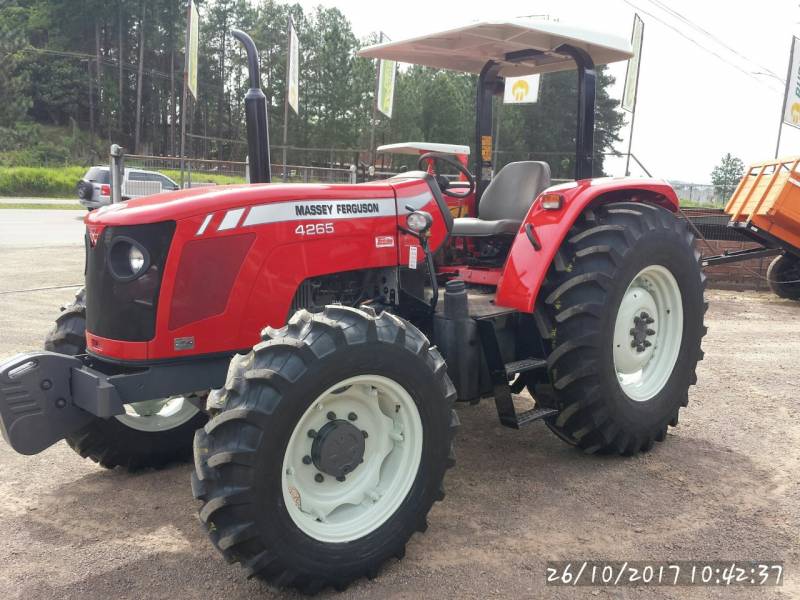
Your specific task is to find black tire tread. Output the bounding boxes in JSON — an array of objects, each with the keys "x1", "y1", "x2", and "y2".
[
  {"x1": 192, "y1": 305, "x2": 458, "y2": 592},
  {"x1": 538, "y1": 201, "x2": 706, "y2": 455},
  {"x1": 43, "y1": 287, "x2": 206, "y2": 470},
  {"x1": 767, "y1": 254, "x2": 800, "y2": 300}
]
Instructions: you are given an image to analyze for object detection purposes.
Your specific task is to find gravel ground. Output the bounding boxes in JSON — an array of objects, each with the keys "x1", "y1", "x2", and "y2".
[{"x1": 0, "y1": 245, "x2": 798, "y2": 599}]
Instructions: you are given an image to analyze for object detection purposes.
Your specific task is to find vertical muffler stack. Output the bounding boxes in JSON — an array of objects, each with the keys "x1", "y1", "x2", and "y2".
[
  {"x1": 433, "y1": 279, "x2": 480, "y2": 401},
  {"x1": 231, "y1": 29, "x2": 271, "y2": 184}
]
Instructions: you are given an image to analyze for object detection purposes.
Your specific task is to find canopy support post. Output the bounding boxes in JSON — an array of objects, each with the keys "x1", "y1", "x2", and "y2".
[
  {"x1": 556, "y1": 44, "x2": 596, "y2": 180},
  {"x1": 475, "y1": 61, "x2": 503, "y2": 204}
]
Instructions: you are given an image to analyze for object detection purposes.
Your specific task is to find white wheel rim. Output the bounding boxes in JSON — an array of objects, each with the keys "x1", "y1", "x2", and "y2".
[
  {"x1": 115, "y1": 397, "x2": 200, "y2": 432},
  {"x1": 612, "y1": 265, "x2": 683, "y2": 402},
  {"x1": 281, "y1": 374, "x2": 423, "y2": 543}
]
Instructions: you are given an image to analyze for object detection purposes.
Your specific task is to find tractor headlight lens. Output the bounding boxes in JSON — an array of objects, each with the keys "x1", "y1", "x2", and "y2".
[
  {"x1": 108, "y1": 238, "x2": 150, "y2": 281},
  {"x1": 128, "y1": 245, "x2": 145, "y2": 273},
  {"x1": 406, "y1": 210, "x2": 433, "y2": 233}
]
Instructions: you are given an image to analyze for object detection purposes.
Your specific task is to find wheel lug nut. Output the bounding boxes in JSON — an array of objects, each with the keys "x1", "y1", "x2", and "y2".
[
  {"x1": 302, "y1": 455, "x2": 312, "y2": 465},
  {"x1": 631, "y1": 340, "x2": 637, "y2": 348},
  {"x1": 315, "y1": 473, "x2": 324, "y2": 483},
  {"x1": 307, "y1": 429, "x2": 317, "y2": 438},
  {"x1": 362, "y1": 430, "x2": 369, "y2": 438},
  {"x1": 646, "y1": 328, "x2": 655, "y2": 336},
  {"x1": 336, "y1": 475, "x2": 346, "y2": 482},
  {"x1": 348, "y1": 412, "x2": 357, "y2": 421},
  {"x1": 629, "y1": 328, "x2": 636, "y2": 335},
  {"x1": 326, "y1": 411, "x2": 337, "y2": 420}
]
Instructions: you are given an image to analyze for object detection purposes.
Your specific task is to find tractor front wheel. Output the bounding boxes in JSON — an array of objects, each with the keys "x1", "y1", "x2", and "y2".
[
  {"x1": 767, "y1": 254, "x2": 800, "y2": 300},
  {"x1": 192, "y1": 306, "x2": 457, "y2": 593},
  {"x1": 536, "y1": 202, "x2": 706, "y2": 454},
  {"x1": 44, "y1": 289, "x2": 207, "y2": 470}
]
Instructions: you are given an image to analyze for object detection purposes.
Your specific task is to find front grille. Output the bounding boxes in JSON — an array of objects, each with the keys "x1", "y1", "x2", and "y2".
[{"x1": 85, "y1": 221, "x2": 175, "y2": 341}]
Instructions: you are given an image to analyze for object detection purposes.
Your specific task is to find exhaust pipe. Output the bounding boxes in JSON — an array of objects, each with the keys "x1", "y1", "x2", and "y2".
[{"x1": 231, "y1": 29, "x2": 271, "y2": 184}]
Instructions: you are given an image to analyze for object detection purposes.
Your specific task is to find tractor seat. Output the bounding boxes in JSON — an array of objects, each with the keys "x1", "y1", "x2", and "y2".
[{"x1": 452, "y1": 161, "x2": 551, "y2": 237}]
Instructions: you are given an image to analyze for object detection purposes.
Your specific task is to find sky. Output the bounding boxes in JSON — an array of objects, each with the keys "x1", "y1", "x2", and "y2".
[{"x1": 295, "y1": 0, "x2": 800, "y2": 183}]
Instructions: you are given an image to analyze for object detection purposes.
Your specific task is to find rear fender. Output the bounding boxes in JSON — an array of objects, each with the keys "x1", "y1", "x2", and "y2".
[{"x1": 495, "y1": 178, "x2": 679, "y2": 313}]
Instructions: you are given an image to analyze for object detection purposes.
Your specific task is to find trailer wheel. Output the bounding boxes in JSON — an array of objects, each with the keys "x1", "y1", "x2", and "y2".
[
  {"x1": 537, "y1": 202, "x2": 706, "y2": 454},
  {"x1": 192, "y1": 306, "x2": 457, "y2": 593},
  {"x1": 44, "y1": 289, "x2": 207, "y2": 470},
  {"x1": 767, "y1": 254, "x2": 800, "y2": 300}
]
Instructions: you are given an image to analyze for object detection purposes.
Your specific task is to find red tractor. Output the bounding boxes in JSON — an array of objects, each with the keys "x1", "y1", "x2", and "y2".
[{"x1": 0, "y1": 21, "x2": 705, "y2": 592}]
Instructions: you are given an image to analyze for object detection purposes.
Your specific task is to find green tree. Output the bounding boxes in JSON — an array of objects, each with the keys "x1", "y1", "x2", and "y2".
[{"x1": 711, "y1": 153, "x2": 744, "y2": 199}]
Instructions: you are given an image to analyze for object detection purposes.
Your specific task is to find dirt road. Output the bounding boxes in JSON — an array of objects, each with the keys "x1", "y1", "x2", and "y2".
[{"x1": 0, "y1": 245, "x2": 798, "y2": 599}]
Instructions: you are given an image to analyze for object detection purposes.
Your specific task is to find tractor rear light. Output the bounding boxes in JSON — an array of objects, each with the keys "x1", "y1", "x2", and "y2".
[
  {"x1": 540, "y1": 193, "x2": 563, "y2": 210},
  {"x1": 100, "y1": 184, "x2": 111, "y2": 197}
]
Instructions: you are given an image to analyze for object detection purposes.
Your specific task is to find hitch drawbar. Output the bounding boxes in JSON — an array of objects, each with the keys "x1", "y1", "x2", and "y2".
[{"x1": 0, "y1": 352, "x2": 124, "y2": 455}]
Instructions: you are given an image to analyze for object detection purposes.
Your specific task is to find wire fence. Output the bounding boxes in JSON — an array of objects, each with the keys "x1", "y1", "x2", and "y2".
[{"x1": 119, "y1": 154, "x2": 741, "y2": 208}]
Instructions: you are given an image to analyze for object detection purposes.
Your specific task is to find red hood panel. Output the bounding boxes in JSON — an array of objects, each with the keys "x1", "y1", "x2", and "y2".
[{"x1": 85, "y1": 182, "x2": 397, "y2": 226}]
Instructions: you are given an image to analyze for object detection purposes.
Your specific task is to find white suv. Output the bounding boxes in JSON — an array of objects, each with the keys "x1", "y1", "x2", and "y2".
[{"x1": 77, "y1": 166, "x2": 180, "y2": 209}]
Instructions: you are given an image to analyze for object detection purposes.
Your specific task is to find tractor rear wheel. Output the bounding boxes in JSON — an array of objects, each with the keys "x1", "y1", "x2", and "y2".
[
  {"x1": 767, "y1": 254, "x2": 800, "y2": 300},
  {"x1": 535, "y1": 202, "x2": 706, "y2": 454},
  {"x1": 44, "y1": 289, "x2": 207, "y2": 470},
  {"x1": 192, "y1": 306, "x2": 457, "y2": 593}
]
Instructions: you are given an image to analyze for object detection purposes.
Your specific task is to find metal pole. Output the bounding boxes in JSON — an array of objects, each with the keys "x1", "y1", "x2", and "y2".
[
  {"x1": 179, "y1": 2, "x2": 191, "y2": 188},
  {"x1": 493, "y1": 99, "x2": 501, "y2": 167},
  {"x1": 369, "y1": 31, "x2": 384, "y2": 168},
  {"x1": 87, "y1": 60, "x2": 95, "y2": 144},
  {"x1": 776, "y1": 37, "x2": 796, "y2": 158},
  {"x1": 625, "y1": 19, "x2": 644, "y2": 176},
  {"x1": 282, "y1": 17, "x2": 293, "y2": 182},
  {"x1": 110, "y1": 144, "x2": 124, "y2": 204},
  {"x1": 625, "y1": 106, "x2": 637, "y2": 176}
]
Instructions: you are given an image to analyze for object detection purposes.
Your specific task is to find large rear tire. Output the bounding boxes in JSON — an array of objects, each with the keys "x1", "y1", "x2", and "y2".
[
  {"x1": 534, "y1": 202, "x2": 706, "y2": 454},
  {"x1": 767, "y1": 254, "x2": 800, "y2": 300},
  {"x1": 192, "y1": 306, "x2": 458, "y2": 593},
  {"x1": 44, "y1": 289, "x2": 207, "y2": 470}
]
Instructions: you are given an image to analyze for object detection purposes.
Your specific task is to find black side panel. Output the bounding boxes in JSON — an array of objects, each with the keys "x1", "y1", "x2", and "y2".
[{"x1": 85, "y1": 221, "x2": 175, "y2": 341}]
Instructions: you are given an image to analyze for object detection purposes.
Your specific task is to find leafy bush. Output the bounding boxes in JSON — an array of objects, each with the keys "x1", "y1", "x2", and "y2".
[
  {"x1": 0, "y1": 166, "x2": 246, "y2": 197},
  {"x1": 0, "y1": 166, "x2": 85, "y2": 197}
]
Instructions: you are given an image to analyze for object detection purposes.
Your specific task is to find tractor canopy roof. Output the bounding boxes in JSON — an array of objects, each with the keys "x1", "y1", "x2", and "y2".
[
  {"x1": 358, "y1": 20, "x2": 632, "y2": 76},
  {"x1": 376, "y1": 142, "x2": 470, "y2": 156}
]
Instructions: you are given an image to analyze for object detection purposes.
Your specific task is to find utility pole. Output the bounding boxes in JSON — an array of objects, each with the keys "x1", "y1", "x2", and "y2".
[
  {"x1": 775, "y1": 37, "x2": 796, "y2": 158},
  {"x1": 134, "y1": 1, "x2": 146, "y2": 154},
  {"x1": 282, "y1": 17, "x2": 293, "y2": 182},
  {"x1": 369, "y1": 31, "x2": 385, "y2": 170},
  {"x1": 85, "y1": 59, "x2": 95, "y2": 144},
  {"x1": 95, "y1": 21, "x2": 102, "y2": 137},
  {"x1": 118, "y1": 3, "x2": 124, "y2": 135}
]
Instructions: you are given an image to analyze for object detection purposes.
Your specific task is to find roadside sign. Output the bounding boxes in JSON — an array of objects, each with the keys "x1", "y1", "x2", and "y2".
[
  {"x1": 781, "y1": 37, "x2": 800, "y2": 129},
  {"x1": 377, "y1": 58, "x2": 396, "y2": 118},
  {"x1": 287, "y1": 19, "x2": 299, "y2": 114},
  {"x1": 503, "y1": 74, "x2": 540, "y2": 104},
  {"x1": 622, "y1": 14, "x2": 644, "y2": 113},
  {"x1": 185, "y1": 0, "x2": 199, "y2": 99}
]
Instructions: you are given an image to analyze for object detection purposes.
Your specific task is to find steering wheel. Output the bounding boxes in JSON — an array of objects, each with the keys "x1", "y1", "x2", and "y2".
[{"x1": 417, "y1": 152, "x2": 475, "y2": 199}]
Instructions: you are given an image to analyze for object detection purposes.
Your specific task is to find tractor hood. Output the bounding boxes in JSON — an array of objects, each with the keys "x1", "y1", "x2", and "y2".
[{"x1": 85, "y1": 182, "x2": 398, "y2": 227}]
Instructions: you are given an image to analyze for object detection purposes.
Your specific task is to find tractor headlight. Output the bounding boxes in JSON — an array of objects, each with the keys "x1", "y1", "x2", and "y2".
[
  {"x1": 406, "y1": 210, "x2": 433, "y2": 234},
  {"x1": 128, "y1": 245, "x2": 145, "y2": 273},
  {"x1": 108, "y1": 237, "x2": 150, "y2": 281}
]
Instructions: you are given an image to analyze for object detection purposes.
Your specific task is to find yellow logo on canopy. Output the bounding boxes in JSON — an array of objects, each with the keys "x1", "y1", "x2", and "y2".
[
  {"x1": 792, "y1": 102, "x2": 800, "y2": 125},
  {"x1": 512, "y1": 79, "x2": 529, "y2": 101}
]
